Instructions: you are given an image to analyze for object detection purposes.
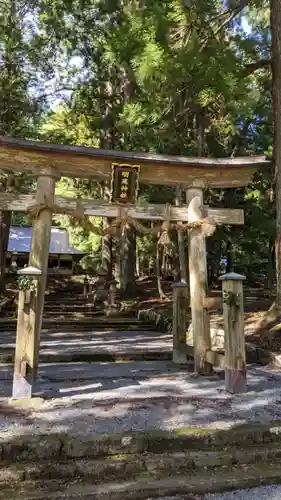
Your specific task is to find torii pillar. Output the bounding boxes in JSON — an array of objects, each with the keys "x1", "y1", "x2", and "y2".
[
  {"x1": 12, "y1": 167, "x2": 60, "y2": 398},
  {"x1": 28, "y1": 167, "x2": 61, "y2": 337},
  {"x1": 186, "y1": 180, "x2": 212, "y2": 375}
]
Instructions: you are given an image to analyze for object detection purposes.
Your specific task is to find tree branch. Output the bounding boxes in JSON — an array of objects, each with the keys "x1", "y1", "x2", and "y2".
[
  {"x1": 37, "y1": 87, "x2": 115, "y2": 101},
  {"x1": 242, "y1": 59, "x2": 272, "y2": 76},
  {"x1": 200, "y1": 0, "x2": 251, "y2": 52}
]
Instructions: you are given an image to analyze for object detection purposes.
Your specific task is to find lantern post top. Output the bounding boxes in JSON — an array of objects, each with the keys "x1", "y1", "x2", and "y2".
[{"x1": 18, "y1": 266, "x2": 42, "y2": 277}]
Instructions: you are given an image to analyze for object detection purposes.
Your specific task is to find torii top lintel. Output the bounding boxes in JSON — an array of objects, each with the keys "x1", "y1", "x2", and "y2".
[{"x1": 0, "y1": 136, "x2": 271, "y2": 188}]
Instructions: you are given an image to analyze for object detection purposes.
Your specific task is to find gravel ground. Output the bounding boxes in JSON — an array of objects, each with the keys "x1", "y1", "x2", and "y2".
[
  {"x1": 144, "y1": 497, "x2": 199, "y2": 500},
  {"x1": 145, "y1": 497, "x2": 200, "y2": 500},
  {"x1": 145, "y1": 486, "x2": 281, "y2": 499},
  {"x1": 204, "y1": 484, "x2": 281, "y2": 499},
  {"x1": 2, "y1": 361, "x2": 281, "y2": 435}
]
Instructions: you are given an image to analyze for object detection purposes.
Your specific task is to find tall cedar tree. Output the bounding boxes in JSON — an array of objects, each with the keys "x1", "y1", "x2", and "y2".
[
  {"x1": 253, "y1": 0, "x2": 281, "y2": 337},
  {"x1": 272, "y1": 0, "x2": 281, "y2": 306}
]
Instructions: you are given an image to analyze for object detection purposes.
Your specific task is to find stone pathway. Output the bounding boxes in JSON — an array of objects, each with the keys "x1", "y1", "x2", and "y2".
[{"x1": 0, "y1": 329, "x2": 172, "y2": 360}]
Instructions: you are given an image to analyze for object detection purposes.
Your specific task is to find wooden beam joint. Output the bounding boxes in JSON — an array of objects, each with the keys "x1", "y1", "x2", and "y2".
[
  {"x1": 37, "y1": 167, "x2": 61, "y2": 180},
  {"x1": 205, "y1": 349, "x2": 225, "y2": 368}
]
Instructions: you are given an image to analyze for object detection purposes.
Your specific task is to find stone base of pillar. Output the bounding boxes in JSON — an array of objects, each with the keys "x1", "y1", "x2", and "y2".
[
  {"x1": 12, "y1": 373, "x2": 33, "y2": 399},
  {"x1": 172, "y1": 350, "x2": 188, "y2": 365},
  {"x1": 225, "y1": 368, "x2": 247, "y2": 394}
]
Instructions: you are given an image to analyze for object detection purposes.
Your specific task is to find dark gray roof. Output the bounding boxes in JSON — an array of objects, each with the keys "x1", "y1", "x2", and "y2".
[{"x1": 8, "y1": 226, "x2": 83, "y2": 255}]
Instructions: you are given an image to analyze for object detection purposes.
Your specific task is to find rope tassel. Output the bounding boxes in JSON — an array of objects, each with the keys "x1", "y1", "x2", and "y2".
[
  {"x1": 157, "y1": 204, "x2": 172, "y2": 246},
  {"x1": 181, "y1": 217, "x2": 216, "y2": 237}
]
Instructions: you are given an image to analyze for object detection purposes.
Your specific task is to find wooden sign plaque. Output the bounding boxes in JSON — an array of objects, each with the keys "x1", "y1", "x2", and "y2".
[{"x1": 111, "y1": 163, "x2": 140, "y2": 204}]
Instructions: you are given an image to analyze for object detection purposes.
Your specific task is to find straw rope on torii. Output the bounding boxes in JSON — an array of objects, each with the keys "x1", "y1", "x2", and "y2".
[
  {"x1": 27, "y1": 197, "x2": 104, "y2": 235},
  {"x1": 27, "y1": 196, "x2": 217, "y2": 245}
]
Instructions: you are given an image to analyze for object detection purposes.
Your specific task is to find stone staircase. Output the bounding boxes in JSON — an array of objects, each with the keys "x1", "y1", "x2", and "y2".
[
  {"x1": 2, "y1": 277, "x2": 141, "y2": 326},
  {"x1": 1, "y1": 421, "x2": 281, "y2": 499},
  {"x1": 0, "y1": 278, "x2": 162, "y2": 364},
  {"x1": 0, "y1": 276, "x2": 155, "y2": 330}
]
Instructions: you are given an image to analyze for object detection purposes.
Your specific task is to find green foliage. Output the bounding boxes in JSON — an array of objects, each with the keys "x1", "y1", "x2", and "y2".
[
  {"x1": 17, "y1": 275, "x2": 36, "y2": 292},
  {"x1": 54, "y1": 177, "x2": 101, "y2": 253},
  {"x1": 0, "y1": 0, "x2": 275, "y2": 279},
  {"x1": 0, "y1": 0, "x2": 41, "y2": 136}
]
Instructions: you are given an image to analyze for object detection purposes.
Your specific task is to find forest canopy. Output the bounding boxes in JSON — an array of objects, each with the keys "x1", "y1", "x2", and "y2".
[{"x1": 0, "y1": 0, "x2": 275, "y2": 292}]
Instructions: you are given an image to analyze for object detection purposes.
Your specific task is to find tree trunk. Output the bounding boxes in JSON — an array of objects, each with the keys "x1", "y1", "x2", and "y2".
[
  {"x1": 101, "y1": 185, "x2": 113, "y2": 280},
  {"x1": 207, "y1": 238, "x2": 221, "y2": 286},
  {"x1": 101, "y1": 222, "x2": 113, "y2": 280},
  {"x1": 99, "y1": 74, "x2": 114, "y2": 281},
  {"x1": 136, "y1": 240, "x2": 140, "y2": 277},
  {"x1": 156, "y1": 241, "x2": 167, "y2": 299},
  {"x1": 161, "y1": 248, "x2": 165, "y2": 275},
  {"x1": 0, "y1": 211, "x2": 11, "y2": 294},
  {"x1": 114, "y1": 236, "x2": 121, "y2": 284},
  {"x1": 149, "y1": 255, "x2": 155, "y2": 277},
  {"x1": 266, "y1": 239, "x2": 275, "y2": 291},
  {"x1": 175, "y1": 186, "x2": 188, "y2": 283},
  {"x1": 272, "y1": 0, "x2": 281, "y2": 307},
  {"x1": 226, "y1": 240, "x2": 233, "y2": 273},
  {"x1": 120, "y1": 228, "x2": 136, "y2": 295},
  {"x1": 252, "y1": 0, "x2": 281, "y2": 335},
  {"x1": 197, "y1": 112, "x2": 205, "y2": 157}
]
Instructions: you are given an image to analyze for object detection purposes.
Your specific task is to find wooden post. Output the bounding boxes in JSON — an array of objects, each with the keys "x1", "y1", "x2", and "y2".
[
  {"x1": 101, "y1": 185, "x2": 113, "y2": 281},
  {"x1": 12, "y1": 266, "x2": 42, "y2": 398},
  {"x1": 172, "y1": 282, "x2": 188, "y2": 364},
  {"x1": 107, "y1": 279, "x2": 118, "y2": 316},
  {"x1": 186, "y1": 182, "x2": 212, "y2": 374},
  {"x1": 175, "y1": 186, "x2": 188, "y2": 283},
  {"x1": 28, "y1": 167, "x2": 60, "y2": 374},
  {"x1": 219, "y1": 272, "x2": 247, "y2": 394},
  {"x1": 88, "y1": 279, "x2": 93, "y2": 299},
  {"x1": 83, "y1": 276, "x2": 89, "y2": 299}
]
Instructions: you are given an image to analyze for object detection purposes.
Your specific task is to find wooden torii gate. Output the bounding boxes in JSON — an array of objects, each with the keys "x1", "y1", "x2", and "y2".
[{"x1": 0, "y1": 136, "x2": 270, "y2": 397}]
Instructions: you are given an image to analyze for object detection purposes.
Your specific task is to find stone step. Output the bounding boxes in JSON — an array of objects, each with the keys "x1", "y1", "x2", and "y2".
[
  {"x1": 4, "y1": 306, "x2": 97, "y2": 313},
  {"x1": 0, "y1": 321, "x2": 152, "y2": 332},
  {"x1": 23, "y1": 308, "x2": 132, "y2": 315},
  {"x1": 2, "y1": 306, "x2": 104, "y2": 316},
  {"x1": 45, "y1": 298, "x2": 96, "y2": 304},
  {"x1": 4, "y1": 315, "x2": 121, "y2": 321},
  {"x1": 0, "y1": 316, "x2": 144, "y2": 325},
  {"x1": 0, "y1": 348, "x2": 171, "y2": 363},
  {"x1": 2, "y1": 442, "x2": 281, "y2": 487},
  {"x1": 44, "y1": 304, "x2": 112, "y2": 309},
  {"x1": 1, "y1": 459, "x2": 281, "y2": 500},
  {"x1": 3, "y1": 422, "x2": 281, "y2": 462},
  {"x1": 0, "y1": 324, "x2": 155, "y2": 334},
  {"x1": 1, "y1": 315, "x2": 141, "y2": 324},
  {"x1": 7, "y1": 296, "x2": 97, "y2": 304}
]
